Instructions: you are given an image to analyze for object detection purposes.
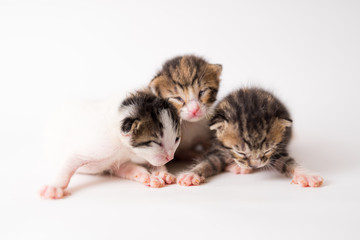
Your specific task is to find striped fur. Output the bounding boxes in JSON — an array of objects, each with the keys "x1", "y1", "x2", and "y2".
[
  {"x1": 149, "y1": 55, "x2": 222, "y2": 121},
  {"x1": 149, "y1": 55, "x2": 223, "y2": 161},
  {"x1": 191, "y1": 139, "x2": 233, "y2": 178},
  {"x1": 185, "y1": 87, "x2": 298, "y2": 179},
  {"x1": 119, "y1": 90, "x2": 181, "y2": 149}
]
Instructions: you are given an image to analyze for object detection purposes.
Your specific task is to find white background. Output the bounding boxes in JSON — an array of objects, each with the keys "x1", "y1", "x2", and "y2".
[{"x1": 1, "y1": 0, "x2": 360, "y2": 239}]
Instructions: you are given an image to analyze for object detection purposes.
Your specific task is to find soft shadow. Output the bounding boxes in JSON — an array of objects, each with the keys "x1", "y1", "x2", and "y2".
[
  {"x1": 166, "y1": 158, "x2": 193, "y2": 174},
  {"x1": 67, "y1": 174, "x2": 119, "y2": 193},
  {"x1": 258, "y1": 168, "x2": 330, "y2": 188},
  {"x1": 288, "y1": 135, "x2": 358, "y2": 175}
]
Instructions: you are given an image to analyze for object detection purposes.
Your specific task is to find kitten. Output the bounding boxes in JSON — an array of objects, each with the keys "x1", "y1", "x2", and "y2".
[
  {"x1": 178, "y1": 87, "x2": 324, "y2": 187},
  {"x1": 149, "y1": 55, "x2": 222, "y2": 159},
  {"x1": 40, "y1": 91, "x2": 181, "y2": 199}
]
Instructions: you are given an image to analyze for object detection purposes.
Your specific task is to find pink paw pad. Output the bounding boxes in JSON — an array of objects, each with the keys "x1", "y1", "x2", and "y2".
[
  {"x1": 149, "y1": 176, "x2": 165, "y2": 188},
  {"x1": 134, "y1": 173, "x2": 151, "y2": 186},
  {"x1": 153, "y1": 171, "x2": 176, "y2": 184},
  {"x1": 291, "y1": 173, "x2": 324, "y2": 187},
  {"x1": 226, "y1": 164, "x2": 253, "y2": 174},
  {"x1": 39, "y1": 185, "x2": 67, "y2": 199},
  {"x1": 177, "y1": 172, "x2": 203, "y2": 186},
  {"x1": 135, "y1": 173, "x2": 166, "y2": 188}
]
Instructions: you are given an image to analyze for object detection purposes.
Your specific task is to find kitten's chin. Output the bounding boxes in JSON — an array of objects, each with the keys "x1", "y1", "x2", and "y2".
[
  {"x1": 147, "y1": 157, "x2": 171, "y2": 166},
  {"x1": 181, "y1": 114, "x2": 205, "y2": 122}
]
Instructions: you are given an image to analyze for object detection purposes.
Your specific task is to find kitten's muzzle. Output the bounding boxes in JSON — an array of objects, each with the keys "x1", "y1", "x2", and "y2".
[
  {"x1": 249, "y1": 159, "x2": 268, "y2": 168},
  {"x1": 184, "y1": 101, "x2": 204, "y2": 121},
  {"x1": 189, "y1": 105, "x2": 200, "y2": 116},
  {"x1": 153, "y1": 150, "x2": 174, "y2": 166},
  {"x1": 249, "y1": 159, "x2": 261, "y2": 168},
  {"x1": 165, "y1": 151, "x2": 174, "y2": 161},
  {"x1": 234, "y1": 158, "x2": 266, "y2": 169}
]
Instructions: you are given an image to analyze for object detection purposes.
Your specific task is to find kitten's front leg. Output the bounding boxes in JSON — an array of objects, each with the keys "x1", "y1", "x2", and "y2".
[
  {"x1": 178, "y1": 148, "x2": 230, "y2": 186},
  {"x1": 291, "y1": 170, "x2": 324, "y2": 187},
  {"x1": 178, "y1": 159, "x2": 251, "y2": 186},
  {"x1": 271, "y1": 152, "x2": 324, "y2": 187},
  {"x1": 151, "y1": 165, "x2": 176, "y2": 185},
  {"x1": 177, "y1": 172, "x2": 204, "y2": 186},
  {"x1": 39, "y1": 158, "x2": 89, "y2": 199},
  {"x1": 112, "y1": 162, "x2": 165, "y2": 188}
]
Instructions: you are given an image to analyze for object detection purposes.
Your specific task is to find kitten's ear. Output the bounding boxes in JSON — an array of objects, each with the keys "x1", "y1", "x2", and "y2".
[
  {"x1": 210, "y1": 111, "x2": 228, "y2": 133},
  {"x1": 279, "y1": 118, "x2": 292, "y2": 128},
  {"x1": 208, "y1": 64, "x2": 223, "y2": 76},
  {"x1": 210, "y1": 121, "x2": 228, "y2": 139},
  {"x1": 210, "y1": 121, "x2": 225, "y2": 132},
  {"x1": 149, "y1": 75, "x2": 165, "y2": 96},
  {"x1": 121, "y1": 118, "x2": 141, "y2": 135},
  {"x1": 269, "y1": 118, "x2": 292, "y2": 142}
]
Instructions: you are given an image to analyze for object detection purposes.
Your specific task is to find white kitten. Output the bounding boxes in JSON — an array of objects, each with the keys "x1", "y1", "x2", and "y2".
[{"x1": 40, "y1": 91, "x2": 181, "y2": 199}]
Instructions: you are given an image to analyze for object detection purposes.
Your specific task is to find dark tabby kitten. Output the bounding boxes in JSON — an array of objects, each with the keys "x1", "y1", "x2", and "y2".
[
  {"x1": 177, "y1": 87, "x2": 323, "y2": 187},
  {"x1": 149, "y1": 55, "x2": 222, "y2": 160}
]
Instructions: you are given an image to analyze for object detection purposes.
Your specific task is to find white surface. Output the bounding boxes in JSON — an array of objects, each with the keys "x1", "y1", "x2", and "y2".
[{"x1": 1, "y1": 1, "x2": 360, "y2": 239}]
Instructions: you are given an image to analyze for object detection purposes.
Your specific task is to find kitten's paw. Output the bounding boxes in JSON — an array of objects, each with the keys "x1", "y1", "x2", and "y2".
[
  {"x1": 152, "y1": 171, "x2": 176, "y2": 184},
  {"x1": 134, "y1": 173, "x2": 151, "y2": 186},
  {"x1": 177, "y1": 172, "x2": 204, "y2": 186},
  {"x1": 225, "y1": 164, "x2": 253, "y2": 174},
  {"x1": 291, "y1": 173, "x2": 324, "y2": 187},
  {"x1": 39, "y1": 185, "x2": 67, "y2": 199},
  {"x1": 149, "y1": 176, "x2": 165, "y2": 188},
  {"x1": 135, "y1": 173, "x2": 165, "y2": 188}
]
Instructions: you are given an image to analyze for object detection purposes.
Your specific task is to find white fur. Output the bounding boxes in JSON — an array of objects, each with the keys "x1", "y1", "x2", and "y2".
[
  {"x1": 130, "y1": 110, "x2": 180, "y2": 166},
  {"x1": 160, "y1": 110, "x2": 180, "y2": 159},
  {"x1": 180, "y1": 99, "x2": 205, "y2": 122},
  {"x1": 43, "y1": 95, "x2": 179, "y2": 189}
]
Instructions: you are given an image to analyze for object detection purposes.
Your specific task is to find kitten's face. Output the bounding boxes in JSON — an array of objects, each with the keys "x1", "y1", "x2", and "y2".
[
  {"x1": 120, "y1": 93, "x2": 181, "y2": 166},
  {"x1": 150, "y1": 55, "x2": 222, "y2": 122},
  {"x1": 210, "y1": 88, "x2": 292, "y2": 169},
  {"x1": 211, "y1": 119, "x2": 291, "y2": 169}
]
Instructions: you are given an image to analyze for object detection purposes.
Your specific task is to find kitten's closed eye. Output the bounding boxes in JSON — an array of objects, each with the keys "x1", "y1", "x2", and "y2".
[
  {"x1": 171, "y1": 97, "x2": 184, "y2": 103},
  {"x1": 149, "y1": 55, "x2": 222, "y2": 122},
  {"x1": 135, "y1": 140, "x2": 162, "y2": 148},
  {"x1": 233, "y1": 150, "x2": 247, "y2": 158},
  {"x1": 152, "y1": 141, "x2": 162, "y2": 147},
  {"x1": 263, "y1": 149, "x2": 274, "y2": 157},
  {"x1": 199, "y1": 89, "x2": 207, "y2": 98},
  {"x1": 264, "y1": 149, "x2": 273, "y2": 155}
]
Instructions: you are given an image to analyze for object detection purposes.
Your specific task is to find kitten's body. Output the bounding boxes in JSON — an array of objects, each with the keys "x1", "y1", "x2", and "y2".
[
  {"x1": 178, "y1": 88, "x2": 323, "y2": 187},
  {"x1": 40, "y1": 91, "x2": 181, "y2": 199},
  {"x1": 149, "y1": 55, "x2": 222, "y2": 160}
]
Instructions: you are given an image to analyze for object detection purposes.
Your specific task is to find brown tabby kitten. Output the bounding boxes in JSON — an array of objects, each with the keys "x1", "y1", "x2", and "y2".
[
  {"x1": 149, "y1": 55, "x2": 222, "y2": 159},
  {"x1": 178, "y1": 87, "x2": 324, "y2": 187}
]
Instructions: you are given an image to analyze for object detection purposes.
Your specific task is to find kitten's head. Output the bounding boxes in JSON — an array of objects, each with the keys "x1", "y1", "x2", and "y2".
[
  {"x1": 119, "y1": 91, "x2": 181, "y2": 166},
  {"x1": 210, "y1": 88, "x2": 292, "y2": 169},
  {"x1": 149, "y1": 55, "x2": 222, "y2": 122}
]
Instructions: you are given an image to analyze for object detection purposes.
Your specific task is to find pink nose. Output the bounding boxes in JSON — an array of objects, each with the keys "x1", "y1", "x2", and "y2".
[
  {"x1": 166, "y1": 151, "x2": 174, "y2": 161},
  {"x1": 189, "y1": 105, "x2": 200, "y2": 115}
]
